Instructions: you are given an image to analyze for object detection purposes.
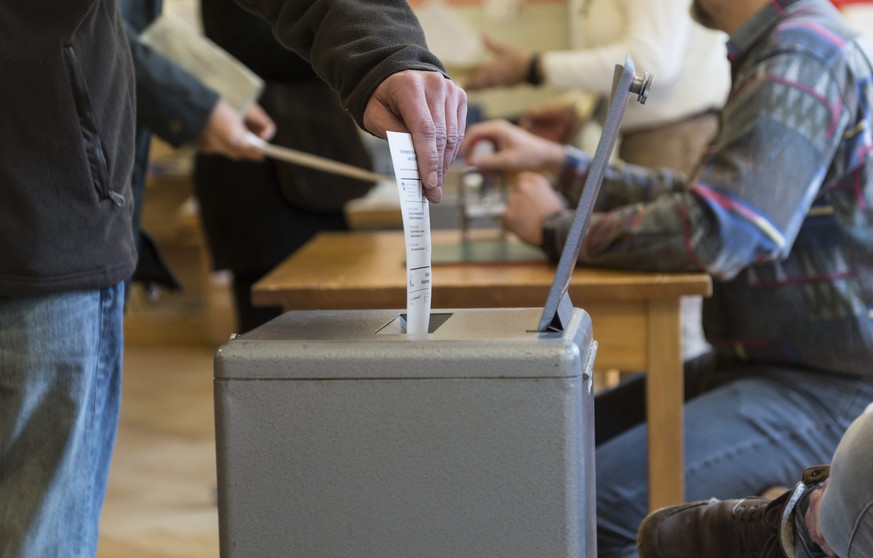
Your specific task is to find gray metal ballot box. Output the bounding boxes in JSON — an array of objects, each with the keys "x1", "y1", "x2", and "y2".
[
  {"x1": 215, "y1": 308, "x2": 596, "y2": 557},
  {"x1": 214, "y1": 58, "x2": 650, "y2": 558}
]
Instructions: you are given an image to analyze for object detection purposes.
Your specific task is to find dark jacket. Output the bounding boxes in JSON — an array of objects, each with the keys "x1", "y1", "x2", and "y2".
[
  {"x1": 236, "y1": 0, "x2": 448, "y2": 131},
  {"x1": 120, "y1": 0, "x2": 220, "y2": 290},
  {"x1": 0, "y1": 0, "x2": 446, "y2": 297},
  {"x1": 194, "y1": 0, "x2": 374, "y2": 275},
  {"x1": 0, "y1": 0, "x2": 137, "y2": 296}
]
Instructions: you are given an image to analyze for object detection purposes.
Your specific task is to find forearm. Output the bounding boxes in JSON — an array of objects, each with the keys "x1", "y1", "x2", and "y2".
[
  {"x1": 124, "y1": 22, "x2": 218, "y2": 146},
  {"x1": 234, "y1": 0, "x2": 448, "y2": 128},
  {"x1": 540, "y1": 191, "x2": 705, "y2": 272},
  {"x1": 542, "y1": 0, "x2": 692, "y2": 92},
  {"x1": 543, "y1": 52, "x2": 849, "y2": 278},
  {"x1": 557, "y1": 147, "x2": 687, "y2": 210}
]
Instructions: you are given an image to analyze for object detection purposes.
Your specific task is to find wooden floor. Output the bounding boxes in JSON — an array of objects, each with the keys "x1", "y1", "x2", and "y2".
[{"x1": 98, "y1": 342, "x2": 220, "y2": 558}]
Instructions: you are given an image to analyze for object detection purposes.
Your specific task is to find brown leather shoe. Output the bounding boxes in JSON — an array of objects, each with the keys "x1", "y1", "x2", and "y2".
[
  {"x1": 637, "y1": 491, "x2": 791, "y2": 558},
  {"x1": 637, "y1": 466, "x2": 830, "y2": 558}
]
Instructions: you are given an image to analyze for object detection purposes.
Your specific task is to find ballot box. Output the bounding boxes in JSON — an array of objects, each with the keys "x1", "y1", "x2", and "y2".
[
  {"x1": 214, "y1": 57, "x2": 649, "y2": 558},
  {"x1": 215, "y1": 308, "x2": 597, "y2": 558}
]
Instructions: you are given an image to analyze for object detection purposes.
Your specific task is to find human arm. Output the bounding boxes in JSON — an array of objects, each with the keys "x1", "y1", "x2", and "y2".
[
  {"x1": 535, "y1": 52, "x2": 846, "y2": 277},
  {"x1": 234, "y1": 0, "x2": 467, "y2": 201},
  {"x1": 518, "y1": 93, "x2": 592, "y2": 144},
  {"x1": 122, "y1": 16, "x2": 274, "y2": 158},
  {"x1": 541, "y1": 0, "x2": 697, "y2": 93},
  {"x1": 459, "y1": 119, "x2": 567, "y2": 176},
  {"x1": 466, "y1": 0, "x2": 697, "y2": 94},
  {"x1": 464, "y1": 35, "x2": 536, "y2": 91},
  {"x1": 122, "y1": 17, "x2": 219, "y2": 148},
  {"x1": 195, "y1": 100, "x2": 276, "y2": 160},
  {"x1": 502, "y1": 173, "x2": 566, "y2": 246},
  {"x1": 459, "y1": 119, "x2": 688, "y2": 253}
]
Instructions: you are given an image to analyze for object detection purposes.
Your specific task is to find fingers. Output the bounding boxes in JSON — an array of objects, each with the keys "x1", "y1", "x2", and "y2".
[
  {"x1": 363, "y1": 70, "x2": 468, "y2": 203},
  {"x1": 464, "y1": 36, "x2": 531, "y2": 90},
  {"x1": 462, "y1": 119, "x2": 567, "y2": 174},
  {"x1": 459, "y1": 119, "x2": 514, "y2": 158},
  {"x1": 245, "y1": 103, "x2": 276, "y2": 141},
  {"x1": 460, "y1": 120, "x2": 528, "y2": 170},
  {"x1": 503, "y1": 171, "x2": 565, "y2": 245},
  {"x1": 481, "y1": 35, "x2": 505, "y2": 54},
  {"x1": 197, "y1": 100, "x2": 263, "y2": 161}
]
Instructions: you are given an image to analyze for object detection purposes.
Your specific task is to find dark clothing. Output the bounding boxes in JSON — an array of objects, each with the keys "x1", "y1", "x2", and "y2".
[
  {"x1": 0, "y1": 0, "x2": 447, "y2": 299},
  {"x1": 202, "y1": 0, "x2": 316, "y2": 82},
  {"x1": 236, "y1": 0, "x2": 448, "y2": 131},
  {"x1": 196, "y1": 0, "x2": 373, "y2": 333},
  {"x1": 121, "y1": 0, "x2": 218, "y2": 152},
  {"x1": 0, "y1": 0, "x2": 136, "y2": 297},
  {"x1": 120, "y1": 0, "x2": 220, "y2": 291},
  {"x1": 194, "y1": 153, "x2": 349, "y2": 331},
  {"x1": 1, "y1": 1, "x2": 449, "y2": 555}
]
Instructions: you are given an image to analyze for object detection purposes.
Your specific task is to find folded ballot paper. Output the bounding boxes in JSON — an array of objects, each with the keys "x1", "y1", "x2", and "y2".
[{"x1": 140, "y1": 14, "x2": 264, "y2": 114}]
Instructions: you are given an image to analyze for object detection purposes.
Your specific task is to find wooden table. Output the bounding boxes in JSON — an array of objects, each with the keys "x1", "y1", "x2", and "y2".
[{"x1": 253, "y1": 230, "x2": 712, "y2": 511}]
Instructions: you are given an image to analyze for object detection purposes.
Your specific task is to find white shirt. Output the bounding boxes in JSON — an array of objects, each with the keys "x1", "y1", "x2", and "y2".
[{"x1": 542, "y1": 0, "x2": 731, "y2": 130}]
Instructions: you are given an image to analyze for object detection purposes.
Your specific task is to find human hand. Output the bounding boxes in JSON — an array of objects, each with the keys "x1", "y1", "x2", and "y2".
[
  {"x1": 195, "y1": 100, "x2": 276, "y2": 161},
  {"x1": 460, "y1": 119, "x2": 566, "y2": 175},
  {"x1": 503, "y1": 172, "x2": 565, "y2": 246},
  {"x1": 363, "y1": 70, "x2": 467, "y2": 203},
  {"x1": 242, "y1": 103, "x2": 276, "y2": 143},
  {"x1": 519, "y1": 96, "x2": 583, "y2": 144},
  {"x1": 805, "y1": 481, "x2": 838, "y2": 557},
  {"x1": 465, "y1": 36, "x2": 533, "y2": 91}
]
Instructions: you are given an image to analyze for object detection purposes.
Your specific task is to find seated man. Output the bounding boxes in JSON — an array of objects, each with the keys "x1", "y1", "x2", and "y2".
[
  {"x1": 458, "y1": 0, "x2": 873, "y2": 555},
  {"x1": 638, "y1": 410, "x2": 873, "y2": 558}
]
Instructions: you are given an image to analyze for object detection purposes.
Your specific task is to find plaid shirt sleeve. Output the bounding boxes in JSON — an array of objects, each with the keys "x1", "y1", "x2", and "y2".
[{"x1": 543, "y1": 50, "x2": 848, "y2": 280}]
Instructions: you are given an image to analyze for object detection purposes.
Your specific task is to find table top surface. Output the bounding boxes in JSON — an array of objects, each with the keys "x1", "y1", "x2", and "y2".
[{"x1": 253, "y1": 230, "x2": 711, "y2": 310}]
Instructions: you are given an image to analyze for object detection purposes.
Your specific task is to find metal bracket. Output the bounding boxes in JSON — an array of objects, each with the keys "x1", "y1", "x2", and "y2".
[{"x1": 632, "y1": 72, "x2": 655, "y2": 104}]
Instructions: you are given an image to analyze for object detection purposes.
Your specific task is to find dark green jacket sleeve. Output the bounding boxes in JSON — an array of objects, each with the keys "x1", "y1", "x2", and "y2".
[
  {"x1": 234, "y1": 0, "x2": 448, "y2": 129},
  {"x1": 122, "y1": 18, "x2": 220, "y2": 148}
]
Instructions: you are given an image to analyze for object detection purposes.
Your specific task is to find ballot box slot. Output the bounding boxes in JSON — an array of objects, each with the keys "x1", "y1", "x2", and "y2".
[{"x1": 375, "y1": 312, "x2": 454, "y2": 334}]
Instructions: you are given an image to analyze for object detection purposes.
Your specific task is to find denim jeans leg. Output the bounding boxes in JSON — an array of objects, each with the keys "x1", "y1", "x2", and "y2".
[
  {"x1": 595, "y1": 363, "x2": 873, "y2": 558},
  {"x1": 0, "y1": 284, "x2": 124, "y2": 558}
]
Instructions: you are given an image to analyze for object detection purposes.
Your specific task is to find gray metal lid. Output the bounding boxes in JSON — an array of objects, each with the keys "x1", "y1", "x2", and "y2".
[{"x1": 215, "y1": 308, "x2": 593, "y2": 380}]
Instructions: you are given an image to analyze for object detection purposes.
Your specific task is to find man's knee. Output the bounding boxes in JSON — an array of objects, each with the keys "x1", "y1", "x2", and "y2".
[{"x1": 819, "y1": 411, "x2": 873, "y2": 557}]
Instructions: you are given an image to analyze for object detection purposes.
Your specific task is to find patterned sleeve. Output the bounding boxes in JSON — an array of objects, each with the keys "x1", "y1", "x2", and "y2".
[{"x1": 543, "y1": 49, "x2": 847, "y2": 279}]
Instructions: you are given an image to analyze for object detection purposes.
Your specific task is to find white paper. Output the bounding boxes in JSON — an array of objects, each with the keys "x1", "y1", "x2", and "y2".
[{"x1": 386, "y1": 132, "x2": 432, "y2": 335}]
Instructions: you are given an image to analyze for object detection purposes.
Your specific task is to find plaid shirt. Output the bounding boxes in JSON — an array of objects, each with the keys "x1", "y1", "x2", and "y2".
[{"x1": 544, "y1": 0, "x2": 873, "y2": 375}]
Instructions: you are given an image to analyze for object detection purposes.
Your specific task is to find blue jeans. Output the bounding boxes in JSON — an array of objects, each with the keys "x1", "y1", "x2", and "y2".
[
  {"x1": 0, "y1": 284, "x2": 124, "y2": 558},
  {"x1": 594, "y1": 353, "x2": 873, "y2": 558}
]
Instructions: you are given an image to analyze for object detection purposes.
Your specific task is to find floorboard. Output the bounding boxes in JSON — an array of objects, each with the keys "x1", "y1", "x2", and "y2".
[{"x1": 98, "y1": 344, "x2": 219, "y2": 558}]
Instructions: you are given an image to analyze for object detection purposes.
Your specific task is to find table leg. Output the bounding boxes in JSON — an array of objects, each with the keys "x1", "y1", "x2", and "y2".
[{"x1": 645, "y1": 297, "x2": 685, "y2": 511}]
